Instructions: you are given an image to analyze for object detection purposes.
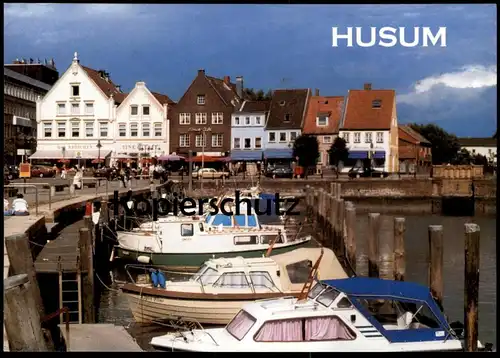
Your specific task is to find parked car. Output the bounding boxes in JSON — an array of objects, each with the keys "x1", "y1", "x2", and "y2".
[
  {"x1": 265, "y1": 166, "x2": 294, "y2": 179},
  {"x1": 348, "y1": 166, "x2": 389, "y2": 179},
  {"x1": 4, "y1": 165, "x2": 20, "y2": 180},
  {"x1": 192, "y1": 168, "x2": 230, "y2": 179},
  {"x1": 93, "y1": 167, "x2": 114, "y2": 179},
  {"x1": 31, "y1": 165, "x2": 56, "y2": 178}
]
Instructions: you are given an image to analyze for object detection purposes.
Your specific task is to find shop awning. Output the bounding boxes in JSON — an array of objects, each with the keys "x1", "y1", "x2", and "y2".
[
  {"x1": 231, "y1": 150, "x2": 263, "y2": 161},
  {"x1": 348, "y1": 151, "x2": 368, "y2": 159},
  {"x1": 29, "y1": 149, "x2": 112, "y2": 160},
  {"x1": 372, "y1": 151, "x2": 385, "y2": 159},
  {"x1": 263, "y1": 148, "x2": 294, "y2": 159},
  {"x1": 188, "y1": 155, "x2": 229, "y2": 163}
]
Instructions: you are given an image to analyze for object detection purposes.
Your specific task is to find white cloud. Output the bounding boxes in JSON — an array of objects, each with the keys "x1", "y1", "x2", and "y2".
[{"x1": 4, "y1": 4, "x2": 54, "y2": 18}]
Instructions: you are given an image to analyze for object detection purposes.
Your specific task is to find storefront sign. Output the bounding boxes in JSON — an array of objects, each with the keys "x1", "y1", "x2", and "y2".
[
  {"x1": 56, "y1": 144, "x2": 94, "y2": 150},
  {"x1": 118, "y1": 143, "x2": 163, "y2": 152},
  {"x1": 188, "y1": 127, "x2": 212, "y2": 132},
  {"x1": 19, "y1": 163, "x2": 31, "y2": 178}
]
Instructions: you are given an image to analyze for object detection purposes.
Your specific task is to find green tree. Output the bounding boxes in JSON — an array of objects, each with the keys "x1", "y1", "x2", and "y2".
[
  {"x1": 328, "y1": 137, "x2": 349, "y2": 178},
  {"x1": 293, "y1": 135, "x2": 319, "y2": 178},
  {"x1": 409, "y1": 123, "x2": 461, "y2": 165},
  {"x1": 243, "y1": 88, "x2": 272, "y2": 101}
]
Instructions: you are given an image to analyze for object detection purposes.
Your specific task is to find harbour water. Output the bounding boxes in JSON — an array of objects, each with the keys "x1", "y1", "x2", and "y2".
[{"x1": 97, "y1": 213, "x2": 496, "y2": 350}]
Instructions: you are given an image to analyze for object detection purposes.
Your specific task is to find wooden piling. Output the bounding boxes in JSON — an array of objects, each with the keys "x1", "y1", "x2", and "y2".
[
  {"x1": 335, "y1": 183, "x2": 342, "y2": 199},
  {"x1": 330, "y1": 182, "x2": 335, "y2": 196},
  {"x1": 336, "y1": 199, "x2": 345, "y2": 258},
  {"x1": 79, "y1": 228, "x2": 95, "y2": 323},
  {"x1": 4, "y1": 274, "x2": 48, "y2": 351},
  {"x1": 5, "y1": 233, "x2": 45, "y2": 317},
  {"x1": 428, "y1": 225, "x2": 444, "y2": 308},
  {"x1": 329, "y1": 196, "x2": 337, "y2": 253},
  {"x1": 367, "y1": 213, "x2": 381, "y2": 278},
  {"x1": 378, "y1": 218, "x2": 394, "y2": 280},
  {"x1": 344, "y1": 203, "x2": 356, "y2": 272},
  {"x1": 464, "y1": 223, "x2": 480, "y2": 352},
  {"x1": 393, "y1": 217, "x2": 406, "y2": 281}
]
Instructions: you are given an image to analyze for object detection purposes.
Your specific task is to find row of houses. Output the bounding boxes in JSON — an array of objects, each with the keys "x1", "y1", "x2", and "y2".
[{"x1": 29, "y1": 52, "x2": 496, "y2": 172}]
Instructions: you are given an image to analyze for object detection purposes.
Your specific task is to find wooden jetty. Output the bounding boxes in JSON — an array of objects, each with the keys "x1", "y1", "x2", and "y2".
[
  {"x1": 304, "y1": 183, "x2": 483, "y2": 352},
  {"x1": 58, "y1": 324, "x2": 143, "y2": 351}
]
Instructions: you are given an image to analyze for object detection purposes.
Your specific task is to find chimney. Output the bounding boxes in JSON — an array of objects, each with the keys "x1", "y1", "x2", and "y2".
[
  {"x1": 116, "y1": 85, "x2": 122, "y2": 92},
  {"x1": 223, "y1": 76, "x2": 230, "y2": 85},
  {"x1": 364, "y1": 83, "x2": 372, "y2": 90},
  {"x1": 198, "y1": 69, "x2": 205, "y2": 75},
  {"x1": 315, "y1": 88, "x2": 320, "y2": 96},
  {"x1": 236, "y1": 76, "x2": 244, "y2": 98}
]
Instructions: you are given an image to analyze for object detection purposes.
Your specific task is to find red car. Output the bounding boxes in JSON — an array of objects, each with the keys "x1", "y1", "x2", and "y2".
[{"x1": 31, "y1": 165, "x2": 56, "y2": 178}]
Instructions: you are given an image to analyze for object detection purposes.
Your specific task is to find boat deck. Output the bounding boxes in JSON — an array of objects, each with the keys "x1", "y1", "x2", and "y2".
[{"x1": 58, "y1": 324, "x2": 143, "y2": 351}]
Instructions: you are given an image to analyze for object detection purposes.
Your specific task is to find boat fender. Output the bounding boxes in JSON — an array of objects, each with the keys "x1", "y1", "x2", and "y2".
[
  {"x1": 151, "y1": 270, "x2": 159, "y2": 288},
  {"x1": 157, "y1": 271, "x2": 167, "y2": 289},
  {"x1": 137, "y1": 255, "x2": 151, "y2": 264}
]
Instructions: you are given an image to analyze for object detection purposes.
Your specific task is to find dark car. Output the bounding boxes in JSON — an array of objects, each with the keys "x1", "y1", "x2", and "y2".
[
  {"x1": 94, "y1": 167, "x2": 112, "y2": 178},
  {"x1": 4, "y1": 165, "x2": 19, "y2": 180},
  {"x1": 31, "y1": 165, "x2": 56, "y2": 178},
  {"x1": 265, "y1": 166, "x2": 294, "y2": 179},
  {"x1": 348, "y1": 167, "x2": 389, "y2": 179}
]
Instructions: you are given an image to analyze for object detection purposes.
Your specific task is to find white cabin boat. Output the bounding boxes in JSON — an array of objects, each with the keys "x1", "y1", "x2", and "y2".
[
  {"x1": 121, "y1": 248, "x2": 347, "y2": 325},
  {"x1": 150, "y1": 277, "x2": 491, "y2": 352}
]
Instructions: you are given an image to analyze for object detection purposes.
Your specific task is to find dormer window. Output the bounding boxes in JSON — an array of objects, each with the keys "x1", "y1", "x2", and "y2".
[
  {"x1": 71, "y1": 85, "x2": 79, "y2": 97},
  {"x1": 279, "y1": 101, "x2": 286, "y2": 106},
  {"x1": 372, "y1": 100, "x2": 381, "y2": 108},
  {"x1": 284, "y1": 114, "x2": 291, "y2": 122},
  {"x1": 197, "y1": 95, "x2": 205, "y2": 105},
  {"x1": 317, "y1": 115, "x2": 328, "y2": 127}
]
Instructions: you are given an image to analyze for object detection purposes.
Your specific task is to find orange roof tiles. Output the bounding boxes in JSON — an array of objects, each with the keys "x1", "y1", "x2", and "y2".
[
  {"x1": 342, "y1": 89, "x2": 395, "y2": 130},
  {"x1": 302, "y1": 96, "x2": 344, "y2": 135}
]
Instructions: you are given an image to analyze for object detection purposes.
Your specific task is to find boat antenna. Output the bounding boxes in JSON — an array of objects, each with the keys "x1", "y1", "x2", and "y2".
[
  {"x1": 297, "y1": 248, "x2": 324, "y2": 302},
  {"x1": 265, "y1": 229, "x2": 282, "y2": 257}
]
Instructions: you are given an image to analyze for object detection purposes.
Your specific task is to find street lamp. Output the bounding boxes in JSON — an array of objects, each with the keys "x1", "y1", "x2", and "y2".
[{"x1": 96, "y1": 140, "x2": 102, "y2": 168}]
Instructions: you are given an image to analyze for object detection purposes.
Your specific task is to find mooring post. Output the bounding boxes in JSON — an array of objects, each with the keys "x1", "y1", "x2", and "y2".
[
  {"x1": 328, "y1": 195, "x2": 336, "y2": 253},
  {"x1": 344, "y1": 202, "x2": 356, "y2": 273},
  {"x1": 79, "y1": 228, "x2": 95, "y2": 323},
  {"x1": 5, "y1": 233, "x2": 45, "y2": 317},
  {"x1": 4, "y1": 274, "x2": 48, "y2": 351},
  {"x1": 428, "y1": 225, "x2": 444, "y2": 308},
  {"x1": 367, "y1": 213, "x2": 381, "y2": 278},
  {"x1": 464, "y1": 223, "x2": 480, "y2": 352},
  {"x1": 335, "y1": 183, "x2": 342, "y2": 200},
  {"x1": 336, "y1": 199, "x2": 346, "y2": 258},
  {"x1": 188, "y1": 150, "x2": 193, "y2": 195},
  {"x1": 305, "y1": 185, "x2": 311, "y2": 218},
  {"x1": 330, "y1": 182, "x2": 335, "y2": 196},
  {"x1": 393, "y1": 217, "x2": 406, "y2": 281},
  {"x1": 378, "y1": 217, "x2": 394, "y2": 280}
]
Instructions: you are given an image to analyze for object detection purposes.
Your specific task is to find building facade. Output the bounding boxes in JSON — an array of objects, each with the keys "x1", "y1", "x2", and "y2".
[
  {"x1": 458, "y1": 137, "x2": 497, "y2": 164},
  {"x1": 338, "y1": 83, "x2": 399, "y2": 173},
  {"x1": 302, "y1": 90, "x2": 344, "y2": 167},
  {"x1": 33, "y1": 52, "x2": 125, "y2": 162},
  {"x1": 264, "y1": 89, "x2": 310, "y2": 161},
  {"x1": 398, "y1": 124, "x2": 432, "y2": 172},
  {"x1": 170, "y1": 69, "x2": 243, "y2": 157},
  {"x1": 114, "y1": 82, "x2": 174, "y2": 160},
  {"x1": 4, "y1": 60, "x2": 57, "y2": 165}
]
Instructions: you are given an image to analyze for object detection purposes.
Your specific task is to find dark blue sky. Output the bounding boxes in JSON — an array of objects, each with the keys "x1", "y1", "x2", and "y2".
[{"x1": 4, "y1": 4, "x2": 497, "y2": 137}]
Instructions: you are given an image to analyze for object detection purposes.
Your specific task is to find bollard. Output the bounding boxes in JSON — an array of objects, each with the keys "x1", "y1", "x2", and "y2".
[
  {"x1": 50, "y1": 186, "x2": 56, "y2": 198},
  {"x1": 393, "y1": 218, "x2": 406, "y2": 281},
  {"x1": 367, "y1": 213, "x2": 381, "y2": 278},
  {"x1": 428, "y1": 225, "x2": 444, "y2": 308},
  {"x1": 344, "y1": 203, "x2": 356, "y2": 272},
  {"x1": 464, "y1": 223, "x2": 480, "y2": 352},
  {"x1": 69, "y1": 184, "x2": 75, "y2": 196},
  {"x1": 378, "y1": 217, "x2": 394, "y2": 280},
  {"x1": 79, "y1": 228, "x2": 95, "y2": 323}
]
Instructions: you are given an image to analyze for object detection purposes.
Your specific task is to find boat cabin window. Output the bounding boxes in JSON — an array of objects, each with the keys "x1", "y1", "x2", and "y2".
[
  {"x1": 247, "y1": 215, "x2": 257, "y2": 227},
  {"x1": 181, "y1": 224, "x2": 194, "y2": 236},
  {"x1": 286, "y1": 260, "x2": 313, "y2": 284},
  {"x1": 336, "y1": 296, "x2": 353, "y2": 309},
  {"x1": 261, "y1": 234, "x2": 283, "y2": 245},
  {"x1": 212, "y1": 214, "x2": 232, "y2": 227},
  {"x1": 197, "y1": 267, "x2": 219, "y2": 286},
  {"x1": 191, "y1": 264, "x2": 208, "y2": 281},
  {"x1": 234, "y1": 236, "x2": 258, "y2": 245},
  {"x1": 213, "y1": 272, "x2": 250, "y2": 288},
  {"x1": 316, "y1": 287, "x2": 340, "y2": 307},
  {"x1": 248, "y1": 271, "x2": 276, "y2": 291},
  {"x1": 253, "y1": 316, "x2": 356, "y2": 342},
  {"x1": 308, "y1": 283, "x2": 326, "y2": 299},
  {"x1": 226, "y1": 310, "x2": 257, "y2": 341},
  {"x1": 356, "y1": 299, "x2": 442, "y2": 330},
  {"x1": 234, "y1": 215, "x2": 246, "y2": 226}
]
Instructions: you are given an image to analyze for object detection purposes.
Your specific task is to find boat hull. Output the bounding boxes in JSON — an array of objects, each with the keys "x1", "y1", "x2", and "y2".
[{"x1": 114, "y1": 239, "x2": 313, "y2": 271}]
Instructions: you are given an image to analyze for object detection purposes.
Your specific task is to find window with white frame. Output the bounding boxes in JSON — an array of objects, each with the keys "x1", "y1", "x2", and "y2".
[
  {"x1": 131, "y1": 105, "x2": 138, "y2": 116},
  {"x1": 290, "y1": 132, "x2": 297, "y2": 141},
  {"x1": 196, "y1": 113, "x2": 207, "y2": 124},
  {"x1": 180, "y1": 134, "x2": 190, "y2": 147},
  {"x1": 212, "y1": 112, "x2": 223, "y2": 124},
  {"x1": 245, "y1": 117, "x2": 250, "y2": 125},
  {"x1": 119, "y1": 123, "x2": 126, "y2": 137},
  {"x1": 354, "y1": 132, "x2": 361, "y2": 143},
  {"x1": 376, "y1": 132, "x2": 383, "y2": 143},
  {"x1": 195, "y1": 133, "x2": 206, "y2": 147},
  {"x1": 179, "y1": 113, "x2": 191, "y2": 125},
  {"x1": 43, "y1": 122, "x2": 52, "y2": 137},
  {"x1": 255, "y1": 116, "x2": 261, "y2": 125},
  {"x1": 324, "y1": 136, "x2": 332, "y2": 144},
  {"x1": 255, "y1": 137, "x2": 262, "y2": 149},
  {"x1": 130, "y1": 123, "x2": 138, "y2": 137},
  {"x1": 57, "y1": 103, "x2": 66, "y2": 115},
  {"x1": 71, "y1": 121, "x2": 80, "y2": 138},
  {"x1": 317, "y1": 116, "x2": 328, "y2": 126},
  {"x1": 343, "y1": 132, "x2": 350, "y2": 143},
  {"x1": 100, "y1": 122, "x2": 108, "y2": 137},
  {"x1": 234, "y1": 138, "x2": 241, "y2": 149},
  {"x1": 85, "y1": 122, "x2": 94, "y2": 137},
  {"x1": 244, "y1": 138, "x2": 251, "y2": 149},
  {"x1": 365, "y1": 132, "x2": 372, "y2": 143},
  {"x1": 269, "y1": 132, "x2": 276, "y2": 142},
  {"x1": 279, "y1": 132, "x2": 287, "y2": 142},
  {"x1": 197, "y1": 95, "x2": 205, "y2": 105},
  {"x1": 142, "y1": 105, "x2": 150, "y2": 116},
  {"x1": 154, "y1": 123, "x2": 162, "y2": 137},
  {"x1": 212, "y1": 134, "x2": 223, "y2": 147},
  {"x1": 142, "y1": 123, "x2": 150, "y2": 137},
  {"x1": 234, "y1": 116, "x2": 240, "y2": 125},
  {"x1": 85, "y1": 103, "x2": 94, "y2": 115},
  {"x1": 57, "y1": 122, "x2": 66, "y2": 138},
  {"x1": 71, "y1": 103, "x2": 80, "y2": 115},
  {"x1": 318, "y1": 152, "x2": 324, "y2": 164}
]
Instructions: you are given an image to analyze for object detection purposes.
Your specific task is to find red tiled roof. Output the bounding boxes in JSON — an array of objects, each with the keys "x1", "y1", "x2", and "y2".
[
  {"x1": 81, "y1": 65, "x2": 125, "y2": 104},
  {"x1": 206, "y1": 75, "x2": 241, "y2": 106},
  {"x1": 399, "y1": 145, "x2": 419, "y2": 159},
  {"x1": 458, "y1": 137, "x2": 497, "y2": 147},
  {"x1": 398, "y1": 127, "x2": 418, "y2": 144},
  {"x1": 266, "y1": 89, "x2": 310, "y2": 130},
  {"x1": 238, "y1": 100, "x2": 270, "y2": 113},
  {"x1": 342, "y1": 88, "x2": 395, "y2": 130},
  {"x1": 151, "y1": 91, "x2": 176, "y2": 105},
  {"x1": 400, "y1": 125, "x2": 431, "y2": 144},
  {"x1": 303, "y1": 96, "x2": 344, "y2": 135}
]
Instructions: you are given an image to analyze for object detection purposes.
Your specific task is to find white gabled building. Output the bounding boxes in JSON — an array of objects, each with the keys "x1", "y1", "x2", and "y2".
[
  {"x1": 114, "y1": 82, "x2": 174, "y2": 161},
  {"x1": 33, "y1": 52, "x2": 125, "y2": 162}
]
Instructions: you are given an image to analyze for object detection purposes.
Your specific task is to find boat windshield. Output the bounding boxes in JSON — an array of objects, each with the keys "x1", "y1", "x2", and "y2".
[
  {"x1": 226, "y1": 310, "x2": 257, "y2": 341},
  {"x1": 190, "y1": 264, "x2": 208, "y2": 281},
  {"x1": 308, "y1": 283, "x2": 326, "y2": 299},
  {"x1": 191, "y1": 265, "x2": 219, "y2": 286}
]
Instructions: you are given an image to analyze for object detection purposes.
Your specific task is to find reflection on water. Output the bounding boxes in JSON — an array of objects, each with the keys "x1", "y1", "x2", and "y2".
[{"x1": 98, "y1": 213, "x2": 496, "y2": 350}]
